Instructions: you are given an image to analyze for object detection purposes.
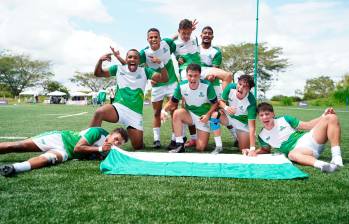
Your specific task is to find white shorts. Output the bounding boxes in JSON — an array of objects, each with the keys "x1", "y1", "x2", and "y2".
[
  {"x1": 214, "y1": 85, "x2": 222, "y2": 100},
  {"x1": 189, "y1": 111, "x2": 210, "y2": 133},
  {"x1": 31, "y1": 131, "x2": 69, "y2": 162},
  {"x1": 112, "y1": 102, "x2": 143, "y2": 131},
  {"x1": 151, "y1": 82, "x2": 177, "y2": 102},
  {"x1": 224, "y1": 112, "x2": 250, "y2": 133},
  {"x1": 294, "y1": 130, "x2": 325, "y2": 158}
]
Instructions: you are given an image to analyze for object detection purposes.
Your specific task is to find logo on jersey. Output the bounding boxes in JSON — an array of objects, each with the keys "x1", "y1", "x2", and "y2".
[
  {"x1": 163, "y1": 48, "x2": 168, "y2": 54},
  {"x1": 136, "y1": 74, "x2": 142, "y2": 79},
  {"x1": 184, "y1": 93, "x2": 189, "y2": 96},
  {"x1": 239, "y1": 105, "x2": 244, "y2": 111},
  {"x1": 279, "y1": 126, "x2": 286, "y2": 131},
  {"x1": 266, "y1": 136, "x2": 271, "y2": 141},
  {"x1": 120, "y1": 72, "x2": 126, "y2": 76},
  {"x1": 199, "y1": 92, "x2": 204, "y2": 97}
]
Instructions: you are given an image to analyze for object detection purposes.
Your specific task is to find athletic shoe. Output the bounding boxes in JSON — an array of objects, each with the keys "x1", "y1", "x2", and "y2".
[
  {"x1": 331, "y1": 156, "x2": 344, "y2": 167},
  {"x1": 169, "y1": 143, "x2": 185, "y2": 153},
  {"x1": 153, "y1": 140, "x2": 161, "y2": 149},
  {"x1": 321, "y1": 163, "x2": 338, "y2": 173},
  {"x1": 211, "y1": 146, "x2": 223, "y2": 154},
  {"x1": 167, "y1": 137, "x2": 187, "y2": 150},
  {"x1": 0, "y1": 164, "x2": 15, "y2": 177},
  {"x1": 184, "y1": 139, "x2": 196, "y2": 148}
]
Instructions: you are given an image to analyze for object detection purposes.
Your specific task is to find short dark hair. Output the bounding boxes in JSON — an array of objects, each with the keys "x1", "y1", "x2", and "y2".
[
  {"x1": 186, "y1": 63, "x2": 201, "y2": 73},
  {"x1": 179, "y1": 19, "x2": 192, "y2": 30},
  {"x1": 238, "y1": 75, "x2": 255, "y2": 89},
  {"x1": 257, "y1": 102, "x2": 274, "y2": 114},
  {"x1": 111, "y1": 128, "x2": 129, "y2": 143},
  {"x1": 201, "y1": 26, "x2": 213, "y2": 33},
  {"x1": 127, "y1": 49, "x2": 140, "y2": 57},
  {"x1": 147, "y1": 28, "x2": 160, "y2": 35}
]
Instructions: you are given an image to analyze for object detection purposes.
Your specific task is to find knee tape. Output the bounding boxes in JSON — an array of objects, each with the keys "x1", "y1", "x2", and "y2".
[
  {"x1": 210, "y1": 118, "x2": 220, "y2": 131},
  {"x1": 40, "y1": 152, "x2": 58, "y2": 165}
]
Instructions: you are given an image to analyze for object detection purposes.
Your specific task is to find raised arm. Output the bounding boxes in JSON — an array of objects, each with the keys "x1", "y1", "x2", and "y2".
[
  {"x1": 94, "y1": 53, "x2": 112, "y2": 77},
  {"x1": 205, "y1": 68, "x2": 233, "y2": 90},
  {"x1": 110, "y1": 46, "x2": 126, "y2": 65},
  {"x1": 74, "y1": 138, "x2": 112, "y2": 154}
]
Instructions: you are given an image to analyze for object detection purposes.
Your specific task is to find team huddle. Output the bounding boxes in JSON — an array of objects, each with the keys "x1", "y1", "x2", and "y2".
[{"x1": 0, "y1": 19, "x2": 344, "y2": 177}]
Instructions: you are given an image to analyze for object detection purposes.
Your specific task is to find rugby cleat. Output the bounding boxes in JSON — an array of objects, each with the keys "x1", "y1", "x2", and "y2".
[
  {"x1": 0, "y1": 164, "x2": 16, "y2": 177},
  {"x1": 169, "y1": 143, "x2": 185, "y2": 153},
  {"x1": 153, "y1": 140, "x2": 161, "y2": 149}
]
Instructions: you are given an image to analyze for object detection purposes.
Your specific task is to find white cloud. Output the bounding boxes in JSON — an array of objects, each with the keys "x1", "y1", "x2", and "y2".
[
  {"x1": 0, "y1": 0, "x2": 124, "y2": 89},
  {"x1": 146, "y1": 0, "x2": 349, "y2": 98}
]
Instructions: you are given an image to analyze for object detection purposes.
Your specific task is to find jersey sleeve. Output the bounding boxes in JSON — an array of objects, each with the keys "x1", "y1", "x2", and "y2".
[
  {"x1": 258, "y1": 134, "x2": 271, "y2": 149},
  {"x1": 222, "y1": 83, "x2": 235, "y2": 101},
  {"x1": 212, "y1": 47, "x2": 222, "y2": 67},
  {"x1": 82, "y1": 128, "x2": 105, "y2": 145},
  {"x1": 284, "y1": 115, "x2": 301, "y2": 129},
  {"x1": 247, "y1": 93, "x2": 257, "y2": 120},
  {"x1": 144, "y1": 67, "x2": 156, "y2": 79},
  {"x1": 172, "y1": 83, "x2": 182, "y2": 101},
  {"x1": 108, "y1": 65, "x2": 118, "y2": 77},
  {"x1": 207, "y1": 82, "x2": 217, "y2": 101},
  {"x1": 139, "y1": 49, "x2": 146, "y2": 65},
  {"x1": 163, "y1": 38, "x2": 177, "y2": 53}
]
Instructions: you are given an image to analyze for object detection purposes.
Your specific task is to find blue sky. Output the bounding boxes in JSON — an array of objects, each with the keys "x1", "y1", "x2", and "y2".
[{"x1": 1, "y1": 0, "x2": 348, "y2": 97}]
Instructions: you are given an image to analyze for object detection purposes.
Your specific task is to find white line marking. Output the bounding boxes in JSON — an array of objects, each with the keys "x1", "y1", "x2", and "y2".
[
  {"x1": 274, "y1": 106, "x2": 349, "y2": 113},
  {"x1": 0, "y1": 136, "x2": 28, "y2": 140},
  {"x1": 57, "y1": 112, "x2": 88, "y2": 119}
]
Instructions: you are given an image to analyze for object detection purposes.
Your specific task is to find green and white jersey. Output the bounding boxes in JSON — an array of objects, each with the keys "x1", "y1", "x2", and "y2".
[
  {"x1": 173, "y1": 79, "x2": 217, "y2": 116},
  {"x1": 174, "y1": 36, "x2": 201, "y2": 71},
  {"x1": 61, "y1": 127, "x2": 109, "y2": 159},
  {"x1": 200, "y1": 46, "x2": 222, "y2": 68},
  {"x1": 140, "y1": 38, "x2": 178, "y2": 87},
  {"x1": 97, "y1": 89, "x2": 107, "y2": 103},
  {"x1": 109, "y1": 64, "x2": 156, "y2": 115},
  {"x1": 222, "y1": 83, "x2": 257, "y2": 124},
  {"x1": 200, "y1": 46, "x2": 222, "y2": 87},
  {"x1": 258, "y1": 115, "x2": 306, "y2": 155}
]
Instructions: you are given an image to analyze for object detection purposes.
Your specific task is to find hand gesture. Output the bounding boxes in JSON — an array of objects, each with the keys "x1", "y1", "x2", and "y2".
[
  {"x1": 200, "y1": 114, "x2": 210, "y2": 123},
  {"x1": 191, "y1": 19, "x2": 198, "y2": 31},
  {"x1": 148, "y1": 55, "x2": 161, "y2": 64},
  {"x1": 110, "y1": 46, "x2": 120, "y2": 58},
  {"x1": 206, "y1": 74, "x2": 216, "y2": 82},
  {"x1": 101, "y1": 142, "x2": 112, "y2": 152},
  {"x1": 100, "y1": 53, "x2": 112, "y2": 62},
  {"x1": 224, "y1": 105, "x2": 236, "y2": 115},
  {"x1": 178, "y1": 57, "x2": 185, "y2": 65}
]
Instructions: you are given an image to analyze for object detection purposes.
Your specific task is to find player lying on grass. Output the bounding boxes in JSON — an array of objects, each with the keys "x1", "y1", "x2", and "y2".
[
  {"x1": 249, "y1": 102, "x2": 343, "y2": 173},
  {"x1": 0, "y1": 127, "x2": 128, "y2": 177},
  {"x1": 161, "y1": 63, "x2": 218, "y2": 153},
  {"x1": 90, "y1": 49, "x2": 168, "y2": 150}
]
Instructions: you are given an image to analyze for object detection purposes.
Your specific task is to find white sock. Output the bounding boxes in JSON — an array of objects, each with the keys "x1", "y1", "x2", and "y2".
[
  {"x1": 191, "y1": 134, "x2": 197, "y2": 140},
  {"x1": 153, "y1": 127, "x2": 160, "y2": 141},
  {"x1": 214, "y1": 136, "x2": 222, "y2": 148},
  {"x1": 331, "y1": 146, "x2": 341, "y2": 157},
  {"x1": 13, "y1": 161, "x2": 31, "y2": 173},
  {"x1": 330, "y1": 146, "x2": 343, "y2": 166},
  {"x1": 176, "y1": 136, "x2": 184, "y2": 144},
  {"x1": 171, "y1": 133, "x2": 176, "y2": 141},
  {"x1": 314, "y1": 160, "x2": 337, "y2": 173}
]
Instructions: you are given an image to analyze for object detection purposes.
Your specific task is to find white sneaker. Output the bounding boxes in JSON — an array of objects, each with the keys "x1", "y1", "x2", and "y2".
[
  {"x1": 321, "y1": 163, "x2": 338, "y2": 173},
  {"x1": 331, "y1": 156, "x2": 344, "y2": 167},
  {"x1": 211, "y1": 146, "x2": 223, "y2": 154}
]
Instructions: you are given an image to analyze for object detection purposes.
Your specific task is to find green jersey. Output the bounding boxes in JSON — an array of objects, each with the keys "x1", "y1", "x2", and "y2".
[
  {"x1": 97, "y1": 90, "x2": 107, "y2": 103},
  {"x1": 258, "y1": 115, "x2": 306, "y2": 155},
  {"x1": 140, "y1": 38, "x2": 178, "y2": 87},
  {"x1": 222, "y1": 83, "x2": 257, "y2": 124},
  {"x1": 173, "y1": 79, "x2": 217, "y2": 116},
  {"x1": 174, "y1": 36, "x2": 201, "y2": 72},
  {"x1": 109, "y1": 65, "x2": 156, "y2": 115},
  {"x1": 61, "y1": 127, "x2": 109, "y2": 159}
]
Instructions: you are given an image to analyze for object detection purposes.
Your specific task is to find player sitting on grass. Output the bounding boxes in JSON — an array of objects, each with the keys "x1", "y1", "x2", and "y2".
[
  {"x1": 249, "y1": 102, "x2": 343, "y2": 173},
  {"x1": 0, "y1": 127, "x2": 128, "y2": 177},
  {"x1": 161, "y1": 63, "x2": 218, "y2": 153}
]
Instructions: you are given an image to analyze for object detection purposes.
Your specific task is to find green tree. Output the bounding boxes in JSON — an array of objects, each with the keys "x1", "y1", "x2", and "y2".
[
  {"x1": 303, "y1": 76, "x2": 335, "y2": 100},
  {"x1": 42, "y1": 80, "x2": 69, "y2": 96},
  {"x1": 70, "y1": 71, "x2": 113, "y2": 92},
  {"x1": 0, "y1": 53, "x2": 53, "y2": 96},
  {"x1": 336, "y1": 73, "x2": 349, "y2": 89},
  {"x1": 221, "y1": 42, "x2": 288, "y2": 99}
]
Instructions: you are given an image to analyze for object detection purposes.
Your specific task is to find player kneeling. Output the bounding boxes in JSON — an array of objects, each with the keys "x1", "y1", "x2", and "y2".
[{"x1": 0, "y1": 127, "x2": 128, "y2": 177}]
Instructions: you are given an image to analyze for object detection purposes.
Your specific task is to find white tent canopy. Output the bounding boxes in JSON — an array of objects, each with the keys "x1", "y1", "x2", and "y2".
[
  {"x1": 19, "y1": 90, "x2": 40, "y2": 96},
  {"x1": 69, "y1": 91, "x2": 90, "y2": 97},
  {"x1": 47, "y1": 91, "x2": 66, "y2": 96}
]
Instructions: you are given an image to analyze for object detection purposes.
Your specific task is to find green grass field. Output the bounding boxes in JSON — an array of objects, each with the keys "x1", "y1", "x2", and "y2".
[{"x1": 0, "y1": 104, "x2": 348, "y2": 223}]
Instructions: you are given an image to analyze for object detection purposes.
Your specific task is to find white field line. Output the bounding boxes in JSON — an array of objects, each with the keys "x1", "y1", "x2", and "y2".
[
  {"x1": 274, "y1": 106, "x2": 349, "y2": 113},
  {"x1": 57, "y1": 112, "x2": 88, "y2": 119},
  {"x1": 0, "y1": 136, "x2": 28, "y2": 140}
]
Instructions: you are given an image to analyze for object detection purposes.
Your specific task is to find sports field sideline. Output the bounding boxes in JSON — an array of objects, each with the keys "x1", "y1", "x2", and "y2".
[{"x1": 0, "y1": 104, "x2": 348, "y2": 223}]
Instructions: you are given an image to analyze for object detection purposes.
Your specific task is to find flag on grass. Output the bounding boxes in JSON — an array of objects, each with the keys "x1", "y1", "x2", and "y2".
[{"x1": 100, "y1": 147, "x2": 308, "y2": 180}]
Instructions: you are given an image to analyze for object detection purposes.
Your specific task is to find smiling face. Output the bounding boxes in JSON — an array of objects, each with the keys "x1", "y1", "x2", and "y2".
[
  {"x1": 179, "y1": 28, "x2": 192, "y2": 42},
  {"x1": 186, "y1": 69, "x2": 201, "y2": 90},
  {"x1": 200, "y1": 28, "x2": 214, "y2": 45},
  {"x1": 126, "y1": 50, "x2": 140, "y2": 72},
  {"x1": 147, "y1": 31, "x2": 161, "y2": 50},
  {"x1": 236, "y1": 79, "x2": 250, "y2": 99},
  {"x1": 106, "y1": 132, "x2": 125, "y2": 147},
  {"x1": 258, "y1": 110, "x2": 275, "y2": 130}
]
